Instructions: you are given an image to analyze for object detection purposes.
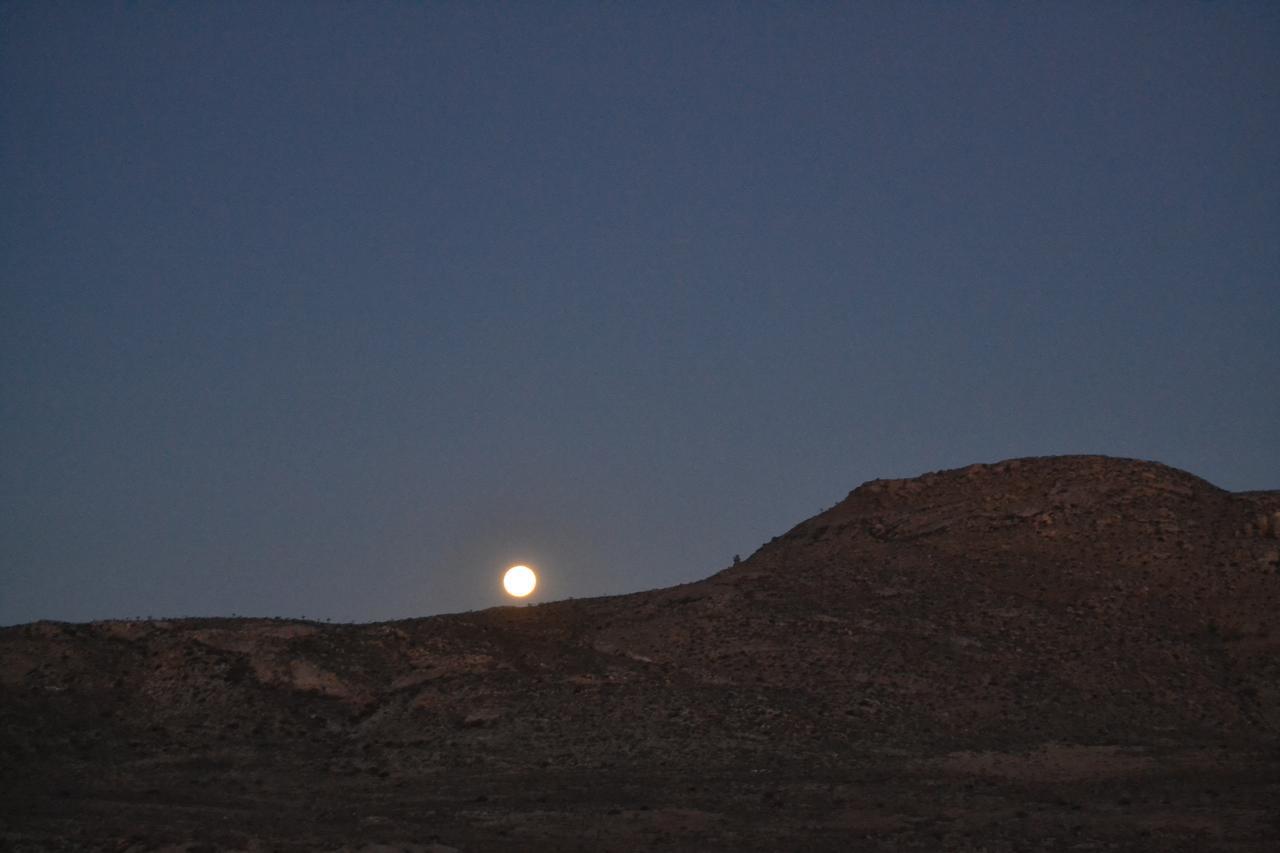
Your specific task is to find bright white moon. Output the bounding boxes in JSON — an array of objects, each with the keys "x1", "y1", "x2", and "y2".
[{"x1": 503, "y1": 565, "x2": 537, "y2": 598}]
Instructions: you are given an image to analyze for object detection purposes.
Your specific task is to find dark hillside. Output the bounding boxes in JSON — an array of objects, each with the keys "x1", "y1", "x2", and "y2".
[{"x1": 3, "y1": 456, "x2": 1277, "y2": 851}]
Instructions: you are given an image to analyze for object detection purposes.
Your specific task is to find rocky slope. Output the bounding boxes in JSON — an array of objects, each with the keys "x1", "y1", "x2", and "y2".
[{"x1": 2, "y1": 455, "x2": 1278, "y2": 851}]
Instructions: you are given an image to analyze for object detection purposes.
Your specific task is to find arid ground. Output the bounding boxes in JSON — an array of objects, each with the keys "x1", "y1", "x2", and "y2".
[{"x1": 3, "y1": 455, "x2": 1278, "y2": 851}]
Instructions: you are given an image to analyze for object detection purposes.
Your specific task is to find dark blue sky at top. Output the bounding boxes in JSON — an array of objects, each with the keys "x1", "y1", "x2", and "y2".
[{"x1": 2, "y1": 3, "x2": 1277, "y2": 625}]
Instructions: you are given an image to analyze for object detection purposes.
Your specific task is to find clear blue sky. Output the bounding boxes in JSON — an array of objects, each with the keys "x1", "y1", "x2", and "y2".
[{"x1": 3, "y1": 2, "x2": 1277, "y2": 625}]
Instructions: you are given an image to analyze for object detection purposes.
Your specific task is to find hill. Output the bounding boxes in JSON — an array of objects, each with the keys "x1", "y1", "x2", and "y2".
[{"x1": 3, "y1": 455, "x2": 1278, "y2": 851}]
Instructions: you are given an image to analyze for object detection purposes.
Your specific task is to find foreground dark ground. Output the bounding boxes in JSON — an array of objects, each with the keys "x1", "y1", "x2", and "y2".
[{"x1": 3, "y1": 456, "x2": 1279, "y2": 851}]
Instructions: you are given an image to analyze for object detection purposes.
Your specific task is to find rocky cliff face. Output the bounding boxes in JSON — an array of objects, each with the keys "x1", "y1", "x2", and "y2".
[{"x1": 3, "y1": 456, "x2": 1277, "y2": 852}]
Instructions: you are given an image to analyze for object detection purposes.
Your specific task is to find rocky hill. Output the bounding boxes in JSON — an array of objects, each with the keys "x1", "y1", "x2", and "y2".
[{"x1": 2, "y1": 455, "x2": 1278, "y2": 851}]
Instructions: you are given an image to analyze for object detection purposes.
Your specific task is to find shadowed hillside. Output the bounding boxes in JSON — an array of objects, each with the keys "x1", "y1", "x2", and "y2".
[{"x1": 3, "y1": 456, "x2": 1278, "y2": 851}]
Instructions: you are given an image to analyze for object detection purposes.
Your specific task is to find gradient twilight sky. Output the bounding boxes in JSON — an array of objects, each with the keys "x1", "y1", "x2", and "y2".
[{"x1": 2, "y1": 3, "x2": 1277, "y2": 626}]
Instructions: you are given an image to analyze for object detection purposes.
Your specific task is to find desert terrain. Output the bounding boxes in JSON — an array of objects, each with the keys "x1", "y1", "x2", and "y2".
[{"x1": 2, "y1": 455, "x2": 1278, "y2": 851}]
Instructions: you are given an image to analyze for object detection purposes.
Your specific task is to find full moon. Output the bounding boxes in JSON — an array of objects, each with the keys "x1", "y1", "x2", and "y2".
[{"x1": 503, "y1": 565, "x2": 537, "y2": 598}]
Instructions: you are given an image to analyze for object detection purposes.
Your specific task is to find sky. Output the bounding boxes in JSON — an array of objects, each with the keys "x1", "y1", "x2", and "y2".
[{"x1": 2, "y1": 2, "x2": 1277, "y2": 626}]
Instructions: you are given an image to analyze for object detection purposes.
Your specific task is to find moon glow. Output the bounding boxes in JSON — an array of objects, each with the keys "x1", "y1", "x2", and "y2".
[{"x1": 503, "y1": 565, "x2": 537, "y2": 598}]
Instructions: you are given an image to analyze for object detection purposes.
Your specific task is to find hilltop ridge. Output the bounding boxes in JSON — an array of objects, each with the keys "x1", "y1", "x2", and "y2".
[{"x1": 2, "y1": 455, "x2": 1278, "y2": 851}]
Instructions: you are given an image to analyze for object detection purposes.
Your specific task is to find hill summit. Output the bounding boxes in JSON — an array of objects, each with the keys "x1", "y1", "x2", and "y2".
[{"x1": 3, "y1": 455, "x2": 1278, "y2": 851}]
